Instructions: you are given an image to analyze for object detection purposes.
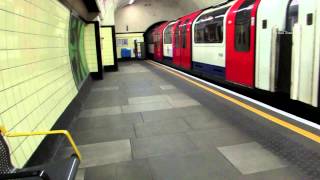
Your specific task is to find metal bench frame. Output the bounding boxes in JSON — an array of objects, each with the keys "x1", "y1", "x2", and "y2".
[{"x1": 0, "y1": 126, "x2": 81, "y2": 180}]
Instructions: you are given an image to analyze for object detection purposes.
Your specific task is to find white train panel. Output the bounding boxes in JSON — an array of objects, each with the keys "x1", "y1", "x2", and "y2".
[
  {"x1": 255, "y1": 0, "x2": 289, "y2": 91},
  {"x1": 163, "y1": 22, "x2": 176, "y2": 59},
  {"x1": 163, "y1": 44, "x2": 173, "y2": 57},
  {"x1": 291, "y1": 0, "x2": 318, "y2": 106},
  {"x1": 191, "y1": 2, "x2": 234, "y2": 78}
]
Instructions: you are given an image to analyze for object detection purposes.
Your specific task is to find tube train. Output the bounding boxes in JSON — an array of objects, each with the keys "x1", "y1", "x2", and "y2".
[{"x1": 148, "y1": 0, "x2": 320, "y2": 108}]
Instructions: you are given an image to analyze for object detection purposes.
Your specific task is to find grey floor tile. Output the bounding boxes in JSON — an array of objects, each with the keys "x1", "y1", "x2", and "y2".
[
  {"x1": 73, "y1": 125, "x2": 136, "y2": 145},
  {"x1": 141, "y1": 108, "x2": 187, "y2": 122},
  {"x1": 125, "y1": 87, "x2": 162, "y2": 98},
  {"x1": 85, "y1": 163, "x2": 116, "y2": 180},
  {"x1": 179, "y1": 106, "x2": 216, "y2": 117},
  {"x1": 238, "y1": 167, "x2": 308, "y2": 180},
  {"x1": 85, "y1": 159, "x2": 153, "y2": 180},
  {"x1": 73, "y1": 113, "x2": 143, "y2": 132},
  {"x1": 75, "y1": 168, "x2": 85, "y2": 180},
  {"x1": 148, "y1": 150, "x2": 240, "y2": 180},
  {"x1": 187, "y1": 127, "x2": 253, "y2": 149},
  {"x1": 123, "y1": 80, "x2": 154, "y2": 89},
  {"x1": 184, "y1": 114, "x2": 231, "y2": 130},
  {"x1": 91, "y1": 86, "x2": 119, "y2": 92},
  {"x1": 166, "y1": 93, "x2": 192, "y2": 101},
  {"x1": 168, "y1": 98, "x2": 201, "y2": 108},
  {"x1": 61, "y1": 140, "x2": 132, "y2": 168},
  {"x1": 79, "y1": 106, "x2": 122, "y2": 118},
  {"x1": 116, "y1": 159, "x2": 153, "y2": 180},
  {"x1": 128, "y1": 95, "x2": 168, "y2": 104},
  {"x1": 83, "y1": 91, "x2": 128, "y2": 109},
  {"x1": 121, "y1": 101, "x2": 173, "y2": 114},
  {"x1": 159, "y1": 84, "x2": 176, "y2": 90},
  {"x1": 134, "y1": 118, "x2": 191, "y2": 138},
  {"x1": 218, "y1": 142, "x2": 288, "y2": 175},
  {"x1": 131, "y1": 134, "x2": 198, "y2": 159}
]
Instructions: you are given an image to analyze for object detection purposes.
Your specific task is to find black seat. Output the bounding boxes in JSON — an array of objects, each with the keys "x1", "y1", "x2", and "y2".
[{"x1": 0, "y1": 135, "x2": 80, "y2": 180}]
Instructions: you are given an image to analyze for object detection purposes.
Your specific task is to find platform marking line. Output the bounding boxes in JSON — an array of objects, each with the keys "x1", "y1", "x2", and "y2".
[
  {"x1": 147, "y1": 61, "x2": 320, "y2": 143},
  {"x1": 149, "y1": 61, "x2": 320, "y2": 131}
]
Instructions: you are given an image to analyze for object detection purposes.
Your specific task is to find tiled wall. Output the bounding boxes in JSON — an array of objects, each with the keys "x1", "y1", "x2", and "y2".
[
  {"x1": 84, "y1": 24, "x2": 98, "y2": 72},
  {"x1": 0, "y1": 0, "x2": 78, "y2": 167},
  {"x1": 100, "y1": 27, "x2": 115, "y2": 66},
  {"x1": 116, "y1": 33, "x2": 144, "y2": 58}
]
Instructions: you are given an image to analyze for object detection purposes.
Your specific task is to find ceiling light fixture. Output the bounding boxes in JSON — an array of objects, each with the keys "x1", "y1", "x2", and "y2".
[{"x1": 129, "y1": 0, "x2": 135, "y2": 5}]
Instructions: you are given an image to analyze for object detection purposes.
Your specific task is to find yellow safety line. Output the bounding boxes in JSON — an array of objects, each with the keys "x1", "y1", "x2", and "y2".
[
  {"x1": 0, "y1": 126, "x2": 82, "y2": 160},
  {"x1": 147, "y1": 60, "x2": 320, "y2": 143}
]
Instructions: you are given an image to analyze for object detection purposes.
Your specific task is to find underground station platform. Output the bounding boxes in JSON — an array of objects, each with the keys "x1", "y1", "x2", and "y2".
[
  {"x1": 51, "y1": 60, "x2": 319, "y2": 180},
  {"x1": 1, "y1": 0, "x2": 320, "y2": 180}
]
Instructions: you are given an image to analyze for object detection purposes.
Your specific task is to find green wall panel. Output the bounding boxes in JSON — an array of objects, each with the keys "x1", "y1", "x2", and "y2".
[{"x1": 69, "y1": 15, "x2": 89, "y2": 88}]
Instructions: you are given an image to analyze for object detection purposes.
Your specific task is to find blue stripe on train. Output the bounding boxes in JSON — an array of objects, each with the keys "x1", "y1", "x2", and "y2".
[{"x1": 192, "y1": 61, "x2": 225, "y2": 78}]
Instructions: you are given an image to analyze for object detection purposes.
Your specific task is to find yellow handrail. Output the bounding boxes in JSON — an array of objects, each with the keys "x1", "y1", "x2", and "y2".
[{"x1": 0, "y1": 126, "x2": 82, "y2": 161}]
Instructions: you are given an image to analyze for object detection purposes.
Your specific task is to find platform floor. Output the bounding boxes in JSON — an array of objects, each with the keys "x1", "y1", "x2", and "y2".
[{"x1": 57, "y1": 61, "x2": 320, "y2": 180}]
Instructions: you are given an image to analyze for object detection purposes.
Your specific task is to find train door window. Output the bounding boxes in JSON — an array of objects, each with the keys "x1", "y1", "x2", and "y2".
[
  {"x1": 234, "y1": 0, "x2": 255, "y2": 52},
  {"x1": 195, "y1": 7, "x2": 228, "y2": 43},
  {"x1": 175, "y1": 22, "x2": 181, "y2": 48},
  {"x1": 164, "y1": 24, "x2": 173, "y2": 44},
  {"x1": 182, "y1": 19, "x2": 190, "y2": 48},
  {"x1": 286, "y1": 0, "x2": 299, "y2": 32}
]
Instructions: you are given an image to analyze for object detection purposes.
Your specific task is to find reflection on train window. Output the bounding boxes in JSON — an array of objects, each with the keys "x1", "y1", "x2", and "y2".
[
  {"x1": 175, "y1": 22, "x2": 181, "y2": 48},
  {"x1": 234, "y1": 0, "x2": 254, "y2": 52},
  {"x1": 286, "y1": 0, "x2": 299, "y2": 32},
  {"x1": 181, "y1": 19, "x2": 189, "y2": 48},
  {"x1": 195, "y1": 7, "x2": 228, "y2": 43},
  {"x1": 164, "y1": 24, "x2": 174, "y2": 44}
]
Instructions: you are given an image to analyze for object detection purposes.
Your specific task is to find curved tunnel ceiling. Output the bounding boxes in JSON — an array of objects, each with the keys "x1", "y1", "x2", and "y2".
[{"x1": 116, "y1": 0, "x2": 227, "y2": 12}]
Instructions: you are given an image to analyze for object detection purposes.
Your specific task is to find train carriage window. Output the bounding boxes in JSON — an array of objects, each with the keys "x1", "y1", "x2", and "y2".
[
  {"x1": 234, "y1": 0, "x2": 255, "y2": 52},
  {"x1": 195, "y1": 7, "x2": 228, "y2": 43},
  {"x1": 164, "y1": 24, "x2": 174, "y2": 44},
  {"x1": 182, "y1": 19, "x2": 190, "y2": 48},
  {"x1": 175, "y1": 22, "x2": 181, "y2": 48},
  {"x1": 286, "y1": 0, "x2": 299, "y2": 32}
]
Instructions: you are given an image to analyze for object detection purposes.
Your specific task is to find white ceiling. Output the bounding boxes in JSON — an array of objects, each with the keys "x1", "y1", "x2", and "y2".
[{"x1": 116, "y1": 0, "x2": 227, "y2": 12}]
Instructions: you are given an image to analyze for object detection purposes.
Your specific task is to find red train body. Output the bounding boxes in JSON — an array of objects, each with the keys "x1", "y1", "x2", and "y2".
[
  {"x1": 153, "y1": 22, "x2": 169, "y2": 61},
  {"x1": 173, "y1": 11, "x2": 202, "y2": 70},
  {"x1": 226, "y1": 0, "x2": 261, "y2": 87}
]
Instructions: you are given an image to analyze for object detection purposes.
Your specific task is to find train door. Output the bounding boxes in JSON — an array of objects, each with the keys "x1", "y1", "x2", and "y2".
[
  {"x1": 180, "y1": 19, "x2": 191, "y2": 69},
  {"x1": 173, "y1": 21, "x2": 182, "y2": 66},
  {"x1": 153, "y1": 30, "x2": 160, "y2": 61},
  {"x1": 226, "y1": 0, "x2": 261, "y2": 87},
  {"x1": 163, "y1": 22, "x2": 175, "y2": 63},
  {"x1": 290, "y1": 0, "x2": 318, "y2": 106},
  {"x1": 274, "y1": 0, "x2": 297, "y2": 94}
]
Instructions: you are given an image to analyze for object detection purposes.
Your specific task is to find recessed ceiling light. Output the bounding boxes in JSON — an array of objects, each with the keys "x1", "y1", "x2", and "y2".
[{"x1": 129, "y1": 0, "x2": 135, "y2": 4}]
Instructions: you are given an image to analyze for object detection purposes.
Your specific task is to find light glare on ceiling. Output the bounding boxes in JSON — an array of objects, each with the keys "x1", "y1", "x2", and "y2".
[{"x1": 129, "y1": 0, "x2": 135, "y2": 4}]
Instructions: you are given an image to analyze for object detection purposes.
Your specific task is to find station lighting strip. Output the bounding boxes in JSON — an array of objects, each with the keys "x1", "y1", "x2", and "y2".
[{"x1": 147, "y1": 60, "x2": 320, "y2": 144}]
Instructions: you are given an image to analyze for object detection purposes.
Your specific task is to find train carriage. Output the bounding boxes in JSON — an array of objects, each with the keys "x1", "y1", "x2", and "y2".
[
  {"x1": 163, "y1": 21, "x2": 176, "y2": 64},
  {"x1": 153, "y1": 22, "x2": 169, "y2": 61},
  {"x1": 192, "y1": 1, "x2": 235, "y2": 79},
  {"x1": 225, "y1": 0, "x2": 261, "y2": 87},
  {"x1": 290, "y1": 0, "x2": 320, "y2": 107},
  {"x1": 255, "y1": 0, "x2": 291, "y2": 92},
  {"x1": 173, "y1": 10, "x2": 202, "y2": 70},
  {"x1": 147, "y1": 0, "x2": 320, "y2": 108}
]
